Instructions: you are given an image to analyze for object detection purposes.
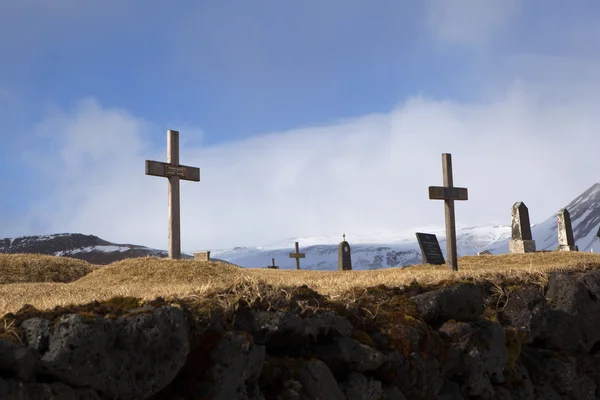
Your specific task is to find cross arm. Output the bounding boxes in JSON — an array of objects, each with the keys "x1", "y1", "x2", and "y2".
[
  {"x1": 146, "y1": 160, "x2": 200, "y2": 182},
  {"x1": 428, "y1": 186, "x2": 468, "y2": 201}
]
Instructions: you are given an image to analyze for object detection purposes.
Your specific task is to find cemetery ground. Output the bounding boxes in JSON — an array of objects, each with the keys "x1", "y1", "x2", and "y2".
[{"x1": 2, "y1": 252, "x2": 600, "y2": 334}]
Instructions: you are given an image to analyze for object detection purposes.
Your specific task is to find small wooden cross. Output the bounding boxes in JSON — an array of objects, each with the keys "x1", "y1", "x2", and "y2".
[
  {"x1": 343, "y1": 233, "x2": 346, "y2": 241},
  {"x1": 145, "y1": 130, "x2": 200, "y2": 259},
  {"x1": 288, "y1": 241, "x2": 306, "y2": 270},
  {"x1": 428, "y1": 153, "x2": 468, "y2": 271},
  {"x1": 267, "y1": 258, "x2": 279, "y2": 269}
]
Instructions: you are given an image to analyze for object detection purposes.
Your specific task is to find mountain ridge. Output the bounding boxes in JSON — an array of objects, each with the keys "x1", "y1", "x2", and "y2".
[{"x1": 2, "y1": 183, "x2": 599, "y2": 269}]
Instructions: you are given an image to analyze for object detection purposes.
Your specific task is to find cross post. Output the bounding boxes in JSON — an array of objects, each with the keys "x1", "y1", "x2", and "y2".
[
  {"x1": 288, "y1": 241, "x2": 306, "y2": 270},
  {"x1": 428, "y1": 153, "x2": 468, "y2": 271},
  {"x1": 267, "y1": 258, "x2": 279, "y2": 269},
  {"x1": 145, "y1": 130, "x2": 200, "y2": 259}
]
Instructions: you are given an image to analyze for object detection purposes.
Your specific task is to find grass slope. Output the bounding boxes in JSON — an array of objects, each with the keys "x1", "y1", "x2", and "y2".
[{"x1": 2, "y1": 252, "x2": 600, "y2": 318}]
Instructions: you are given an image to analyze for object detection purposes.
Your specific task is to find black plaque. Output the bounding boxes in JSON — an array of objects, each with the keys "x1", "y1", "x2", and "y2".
[{"x1": 415, "y1": 232, "x2": 445, "y2": 265}]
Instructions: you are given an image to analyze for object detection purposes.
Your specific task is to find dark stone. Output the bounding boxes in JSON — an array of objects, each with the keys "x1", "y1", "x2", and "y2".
[
  {"x1": 338, "y1": 241, "x2": 352, "y2": 271},
  {"x1": 436, "y1": 380, "x2": 464, "y2": 400},
  {"x1": 438, "y1": 319, "x2": 506, "y2": 398},
  {"x1": 21, "y1": 317, "x2": 51, "y2": 354},
  {"x1": 545, "y1": 273, "x2": 600, "y2": 352},
  {"x1": 315, "y1": 337, "x2": 386, "y2": 375},
  {"x1": 498, "y1": 285, "x2": 549, "y2": 343},
  {"x1": 294, "y1": 359, "x2": 345, "y2": 400},
  {"x1": 338, "y1": 372, "x2": 383, "y2": 400},
  {"x1": 232, "y1": 310, "x2": 353, "y2": 356},
  {"x1": 0, "y1": 339, "x2": 36, "y2": 382},
  {"x1": 41, "y1": 306, "x2": 189, "y2": 399},
  {"x1": 412, "y1": 283, "x2": 484, "y2": 325},
  {"x1": 415, "y1": 232, "x2": 445, "y2": 265}
]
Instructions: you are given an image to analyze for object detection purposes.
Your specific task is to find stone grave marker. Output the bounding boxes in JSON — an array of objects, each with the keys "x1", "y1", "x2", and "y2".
[
  {"x1": 145, "y1": 130, "x2": 200, "y2": 259},
  {"x1": 509, "y1": 202, "x2": 536, "y2": 253},
  {"x1": 338, "y1": 233, "x2": 352, "y2": 271},
  {"x1": 288, "y1": 241, "x2": 306, "y2": 270},
  {"x1": 415, "y1": 232, "x2": 445, "y2": 265},
  {"x1": 428, "y1": 153, "x2": 468, "y2": 271},
  {"x1": 557, "y1": 208, "x2": 578, "y2": 251},
  {"x1": 193, "y1": 251, "x2": 211, "y2": 262},
  {"x1": 267, "y1": 258, "x2": 279, "y2": 269},
  {"x1": 478, "y1": 250, "x2": 492, "y2": 256}
]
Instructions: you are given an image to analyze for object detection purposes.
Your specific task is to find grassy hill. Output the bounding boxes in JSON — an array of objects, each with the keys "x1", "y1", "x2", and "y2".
[{"x1": 2, "y1": 252, "x2": 600, "y2": 318}]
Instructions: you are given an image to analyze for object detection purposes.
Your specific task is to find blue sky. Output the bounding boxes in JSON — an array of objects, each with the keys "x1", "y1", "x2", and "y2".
[{"x1": 1, "y1": 1, "x2": 600, "y2": 250}]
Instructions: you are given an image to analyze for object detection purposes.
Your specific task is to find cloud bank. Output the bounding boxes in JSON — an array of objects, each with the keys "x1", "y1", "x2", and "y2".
[{"x1": 9, "y1": 77, "x2": 598, "y2": 251}]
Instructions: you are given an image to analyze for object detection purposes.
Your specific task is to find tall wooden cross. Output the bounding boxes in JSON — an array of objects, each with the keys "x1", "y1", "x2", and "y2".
[
  {"x1": 288, "y1": 241, "x2": 306, "y2": 270},
  {"x1": 145, "y1": 130, "x2": 200, "y2": 259},
  {"x1": 428, "y1": 153, "x2": 468, "y2": 271}
]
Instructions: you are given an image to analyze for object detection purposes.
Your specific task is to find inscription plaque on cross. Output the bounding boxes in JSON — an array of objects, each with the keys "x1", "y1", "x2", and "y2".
[
  {"x1": 289, "y1": 241, "x2": 306, "y2": 270},
  {"x1": 145, "y1": 130, "x2": 200, "y2": 259},
  {"x1": 428, "y1": 153, "x2": 468, "y2": 271}
]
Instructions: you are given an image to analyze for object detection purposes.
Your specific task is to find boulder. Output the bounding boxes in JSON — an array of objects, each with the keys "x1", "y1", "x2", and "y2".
[
  {"x1": 0, "y1": 339, "x2": 36, "y2": 382},
  {"x1": 438, "y1": 318, "x2": 506, "y2": 398},
  {"x1": 497, "y1": 286, "x2": 549, "y2": 343},
  {"x1": 338, "y1": 372, "x2": 383, "y2": 400},
  {"x1": 411, "y1": 283, "x2": 484, "y2": 325},
  {"x1": 315, "y1": 337, "x2": 386, "y2": 375},
  {"x1": 546, "y1": 273, "x2": 600, "y2": 352},
  {"x1": 41, "y1": 306, "x2": 189, "y2": 399},
  {"x1": 233, "y1": 310, "x2": 353, "y2": 356}
]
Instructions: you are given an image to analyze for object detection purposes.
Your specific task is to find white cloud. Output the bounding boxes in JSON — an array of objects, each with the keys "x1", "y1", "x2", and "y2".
[
  {"x1": 425, "y1": 0, "x2": 520, "y2": 47},
  {"x1": 13, "y1": 77, "x2": 600, "y2": 252}
]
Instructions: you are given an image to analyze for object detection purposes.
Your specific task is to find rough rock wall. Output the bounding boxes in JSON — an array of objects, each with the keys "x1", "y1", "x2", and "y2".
[{"x1": 3, "y1": 271, "x2": 600, "y2": 399}]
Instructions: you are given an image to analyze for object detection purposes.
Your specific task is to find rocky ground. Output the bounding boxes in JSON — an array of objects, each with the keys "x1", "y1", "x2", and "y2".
[{"x1": 2, "y1": 269, "x2": 600, "y2": 399}]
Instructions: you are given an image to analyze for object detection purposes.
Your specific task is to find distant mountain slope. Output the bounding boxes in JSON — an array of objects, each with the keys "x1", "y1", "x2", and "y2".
[
  {"x1": 0, "y1": 234, "x2": 189, "y2": 265},
  {"x1": 3, "y1": 183, "x2": 599, "y2": 270},
  {"x1": 486, "y1": 183, "x2": 600, "y2": 254},
  {"x1": 212, "y1": 225, "x2": 511, "y2": 270}
]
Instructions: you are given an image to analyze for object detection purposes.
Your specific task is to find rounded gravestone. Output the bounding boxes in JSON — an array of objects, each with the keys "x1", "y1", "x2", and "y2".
[{"x1": 338, "y1": 236, "x2": 352, "y2": 271}]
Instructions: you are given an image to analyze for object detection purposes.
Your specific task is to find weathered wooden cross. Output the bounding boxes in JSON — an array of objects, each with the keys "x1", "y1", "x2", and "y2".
[
  {"x1": 145, "y1": 130, "x2": 200, "y2": 259},
  {"x1": 428, "y1": 153, "x2": 468, "y2": 271},
  {"x1": 267, "y1": 258, "x2": 279, "y2": 269},
  {"x1": 288, "y1": 241, "x2": 305, "y2": 270}
]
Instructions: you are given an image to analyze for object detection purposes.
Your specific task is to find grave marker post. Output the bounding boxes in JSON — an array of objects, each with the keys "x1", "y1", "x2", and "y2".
[
  {"x1": 428, "y1": 153, "x2": 468, "y2": 271},
  {"x1": 145, "y1": 130, "x2": 200, "y2": 259}
]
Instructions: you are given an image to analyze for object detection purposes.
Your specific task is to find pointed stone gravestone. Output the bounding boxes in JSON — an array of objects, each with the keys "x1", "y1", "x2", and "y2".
[
  {"x1": 557, "y1": 208, "x2": 578, "y2": 251},
  {"x1": 415, "y1": 232, "x2": 445, "y2": 265},
  {"x1": 267, "y1": 258, "x2": 279, "y2": 269},
  {"x1": 509, "y1": 202, "x2": 536, "y2": 253},
  {"x1": 338, "y1": 233, "x2": 352, "y2": 271}
]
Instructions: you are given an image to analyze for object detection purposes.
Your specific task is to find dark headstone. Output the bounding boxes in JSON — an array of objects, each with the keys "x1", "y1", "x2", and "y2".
[
  {"x1": 415, "y1": 232, "x2": 445, "y2": 265},
  {"x1": 338, "y1": 238, "x2": 352, "y2": 271},
  {"x1": 512, "y1": 202, "x2": 532, "y2": 241}
]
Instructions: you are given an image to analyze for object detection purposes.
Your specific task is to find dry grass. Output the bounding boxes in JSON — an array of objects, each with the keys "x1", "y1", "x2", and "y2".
[
  {"x1": 1, "y1": 252, "x2": 600, "y2": 318},
  {"x1": 0, "y1": 254, "x2": 98, "y2": 284}
]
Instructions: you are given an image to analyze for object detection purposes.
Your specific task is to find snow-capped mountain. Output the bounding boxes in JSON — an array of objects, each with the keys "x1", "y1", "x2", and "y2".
[
  {"x1": 211, "y1": 225, "x2": 511, "y2": 270},
  {"x1": 2, "y1": 183, "x2": 599, "y2": 270},
  {"x1": 0, "y1": 233, "x2": 190, "y2": 264},
  {"x1": 486, "y1": 183, "x2": 600, "y2": 254}
]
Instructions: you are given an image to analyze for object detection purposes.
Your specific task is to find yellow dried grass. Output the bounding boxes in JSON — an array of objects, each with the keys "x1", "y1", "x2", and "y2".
[{"x1": 1, "y1": 252, "x2": 600, "y2": 317}]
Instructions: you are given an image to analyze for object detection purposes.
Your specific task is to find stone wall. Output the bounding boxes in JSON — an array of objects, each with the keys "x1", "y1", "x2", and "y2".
[{"x1": 3, "y1": 270, "x2": 600, "y2": 399}]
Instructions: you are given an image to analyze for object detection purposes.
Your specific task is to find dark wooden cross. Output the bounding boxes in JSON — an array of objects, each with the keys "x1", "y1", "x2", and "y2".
[
  {"x1": 343, "y1": 233, "x2": 346, "y2": 241},
  {"x1": 267, "y1": 258, "x2": 279, "y2": 269},
  {"x1": 288, "y1": 241, "x2": 306, "y2": 270},
  {"x1": 145, "y1": 130, "x2": 200, "y2": 259},
  {"x1": 428, "y1": 153, "x2": 468, "y2": 271}
]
